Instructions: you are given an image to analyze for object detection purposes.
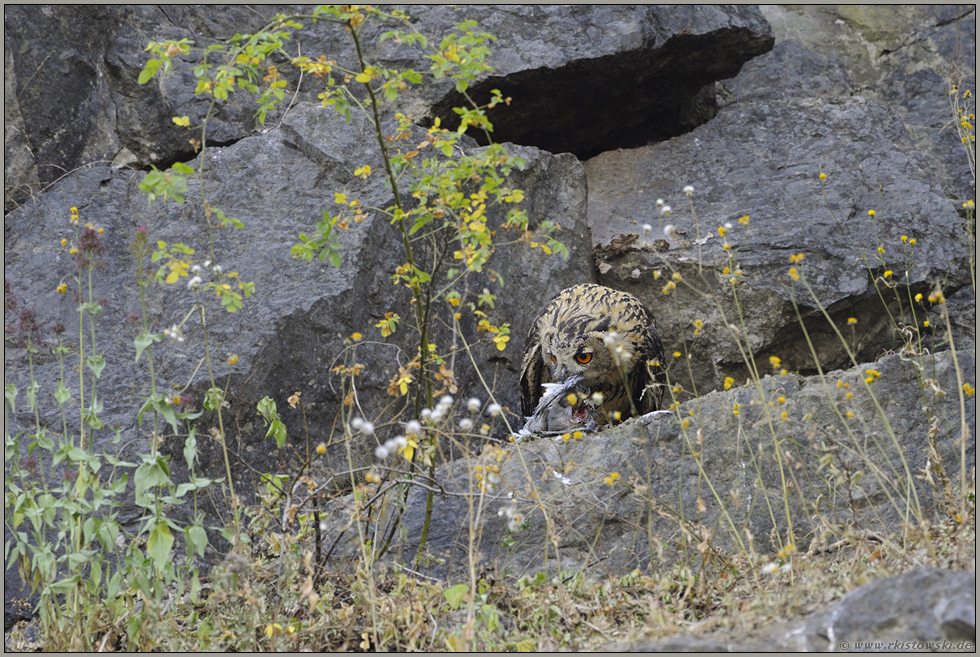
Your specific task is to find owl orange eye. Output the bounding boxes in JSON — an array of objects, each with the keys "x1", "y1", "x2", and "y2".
[
  {"x1": 549, "y1": 353, "x2": 557, "y2": 364},
  {"x1": 575, "y1": 352, "x2": 593, "y2": 364}
]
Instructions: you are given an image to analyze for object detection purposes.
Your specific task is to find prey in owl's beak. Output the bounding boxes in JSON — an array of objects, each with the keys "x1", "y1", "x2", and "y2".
[{"x1": 520, "y1": 374, "x2": 599, "y2": 437}]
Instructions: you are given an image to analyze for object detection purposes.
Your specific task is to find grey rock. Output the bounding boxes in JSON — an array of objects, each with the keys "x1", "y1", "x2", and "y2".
[
  {"x1": 2, "y1": 98, "x2": 594, "y2": 551},
  {"x1": 317, "y1": 349, "x2": 974, "y2": 582},
  {"x1": 755, "y1": 5, "x2": 976, "y2": 202},
  {"x1": 586, "y1": 96, "x2": 972, "y2": 397},
  {"x1": 779, "y1": 568, "x2": 976, "y2": 651},
  {"x1": 717, "y1": 39, "x2": 857, "y2": 106},
  {"x1": 3, "y1": 4, "x2": 282, "y2": 207},
  {"x1": 4, "y1": 5, "x2": 774, "y2": 210},
  {"x1": 617, "y1": 567, "x2": 976, "y2": 652},
  {"x1": 418, "y1": 5, "x2": 774, "y2": 158}
]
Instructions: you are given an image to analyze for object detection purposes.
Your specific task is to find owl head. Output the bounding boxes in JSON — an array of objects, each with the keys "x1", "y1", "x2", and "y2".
[{"x1": 539, "y1": 317, "x2": 633, "y2": 386}]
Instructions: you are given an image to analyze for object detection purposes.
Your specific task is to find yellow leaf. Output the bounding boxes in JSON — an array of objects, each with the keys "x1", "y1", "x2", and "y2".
[
  {"x1": 540, "y1": 244, "x2": 552, "y2": 255},
  {"x1": 355, "y1": 72, "x2": 372, "y2": 84},
  {"x1": 334, "y1": 192, "x2": 348, "y2": 204},
  {"x1": 165, "y1": 269, "x2": 180, "y2": 284},
  {"x1": 172, "y1": 116, "x2": 190, "y2": 127}
]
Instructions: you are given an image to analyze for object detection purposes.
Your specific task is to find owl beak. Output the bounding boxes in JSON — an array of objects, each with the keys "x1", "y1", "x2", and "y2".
[{"x1": 556, "y1": 365, "x2": 569, "y2": 381}]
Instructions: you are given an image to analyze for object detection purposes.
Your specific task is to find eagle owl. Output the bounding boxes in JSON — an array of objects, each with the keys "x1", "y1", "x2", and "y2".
[{"x1": 520, "y1": 284, "x2": 667, "y2": 426}]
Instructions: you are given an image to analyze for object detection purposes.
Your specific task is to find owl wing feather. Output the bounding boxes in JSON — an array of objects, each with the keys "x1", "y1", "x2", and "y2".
[
  {"x1": 520, "y1": 284, "x2": 668, "y2": 423},
  {"x1": 519, "y1": 318, "x2": 546, "y2": 418}
]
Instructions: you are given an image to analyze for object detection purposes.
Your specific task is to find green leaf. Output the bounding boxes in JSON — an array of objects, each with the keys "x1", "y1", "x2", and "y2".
[
  {"x1": 86, "y1": 355, "x2": 106, "y2": 379},
  {"x1": 444, "y1": 583, "x2": 467, "y2": 610},
  {"x1": 138, "y1": 59, "x2": 162, "y2": 85},
  {"x1": 135, "y1": 332, "x2": 163, "y2": 363},
  {"x1": 4, "y1": 383, "x2": 16, "y2": 413},
  {"x1": 147, "y1": 522, "x2": 174, "y2": 571},
  {"x1": 183, "y1": 429, "x2": 197, "y2": 469},
  {"x1": 54, "y1": 382, "x2": 70, "y2": 405},
  {"x1": 187, "y1": 525, "x2": 208, "y2": 559}
]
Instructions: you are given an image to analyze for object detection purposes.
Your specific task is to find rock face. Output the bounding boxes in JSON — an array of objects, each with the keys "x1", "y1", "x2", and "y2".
[
  {"x1": 755, "y1": 5, "x2": 976, "y2": 203},
  {"x1": 3, "y1": 3, "x2": 975, "y2": 643},
  {"x1": 3, "y1": 5, "x2": 288, "y2": 211},
  {"x1": 586, "y1": 94, "x2": 972, "y2": 397},
  {"x1": 318, "y1": 350, "x2": 975, "y2": 581},
  {"x1": 623, "y1": 567, "x2": 976, "y2": 651}
]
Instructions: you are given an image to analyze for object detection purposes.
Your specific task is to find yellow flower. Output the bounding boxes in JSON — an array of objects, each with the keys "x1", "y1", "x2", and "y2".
[
  {"x1": 923, "y1": 320, "x2": 930, "y2": 328},
  {"x1": 723, "y1": 376, "x2": 734, "y2": 390},
  {"x1": 846, "y1": 411, "x2": 855, "y2": 418},
  {"x1": 227, "y1": 354, "x2": 239, "y2": 365},
  {"x1": 789, "y1": 253, "x2": 805, "y2": 264},
  {"x1": 603, "y1": 472, "x2": 620, "y2": 486},
  {"x1": 927, "y1": 292, "x2": 946, "y2": 304},
  {"x1": 98, "y1": 227, "x2": 104, "y2": 234},
  {"x1": 69, "y1": 248, "x2": 78, "y2": 255},
  {"x1": 883, "y1": 270, "x2": 893, "y2": 278},
  {"x1": 351, "y1": 332, "x2": 363, "y2": 341},
  {"x1": 681, "y1": 418, "x2": 690, "y2": 430},
  {"x1": 316, "y1": 443, "x2": 326, "y2": 454},
  {"x1": 769, "y1": 356, "x2": 781, "y2": 368},
  {"x1": 819, "y1": 172, "x2": 826, "y2": 180},
  {"x1": 780, "y1": 411, "x2": 788, "y2": 420},
  {"x1": 57, "y1": 283, "x2": 68, "y2": 294},
  {"x1": 738, "y1": 215, "x2": 750, "y2": 225},
  {"x1": 788, "y1": 267, "x2": 799, "y2": 281},
  {"x1": 847, "y1": 317, "x2": 857, "y2": 325},
  {"x1": 61, "y1": 238, "x2": 68, "y2": 247},
  {"x1": 914, "y1": 293, "x2": 923, "y2": 302},
  {"x1": 673, "y1": 351, "x2": 682, "y2": 358},
  {"x1": 877, "y1": 246, "x2": 884, "y2": 254},
  {"x1": 908, "y1": 238, "x2": 916, "y2": 245},
  {"x1": 963, "y1": 200, "x2": 975, "y2": 210},
  {"x1": 718, "y1": 226, "x2": 726, "y2": 237},
  {"x1": 733, "y1": 403, "x2": 741, "y2": 416},
  {"x1": 868, "y1": 209, "x2": 875, "y2": 217},
  {"x1": 964, "y1": 383, "x2": 975, "y2": 397}
]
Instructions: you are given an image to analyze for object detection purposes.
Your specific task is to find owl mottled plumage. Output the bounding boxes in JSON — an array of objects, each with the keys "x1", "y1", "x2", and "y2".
[{"x1": 520, "y1": 284, "x2": 667, "y2": 425}]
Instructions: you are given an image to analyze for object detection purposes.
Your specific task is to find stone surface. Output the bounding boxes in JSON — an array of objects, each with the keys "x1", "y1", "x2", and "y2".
[
  {"x1": 3, "y1": 98, "x2": 594, "y2": 559},
  {"x1": 586, "y1": 95, "x2": 971, "y2": 397},
  {"x1": 3, "y1": 5, "x2": 285, "y2": 212},
  {"x1": 620, "y1": 567, "x2": 976, "y2": 652},
  {"x1": 317, "y1": 349, "x2": 975, "y2": 582},
  {"x1": 4, "y1": 4, "x2": 975, "y2": 643},
  {"x1": 754, "y1": 5, "x2": 976, "y2": 202},
  {"x1": 4, "y1": 5, "x2": 773, "y2": 212},
  {"x1": 420, "y1": 5, "x2": 774, "y2": 158}
]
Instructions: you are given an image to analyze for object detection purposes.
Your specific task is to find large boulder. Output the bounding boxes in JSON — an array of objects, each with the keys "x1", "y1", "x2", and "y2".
[
  {"x1": 4, "y1": 5, "x2": 774, "y2": 212},
  {"x1": 3, "y1": 98, "x2": 593, "y2": 530},
  {"x1": 748, "y1": 5, "x2": 976, "y2": 203},
  {"x1": 3, "y1": 5, "x2": 288, "y2": 211},
  {"x1": 586, "y1": 95, "x2": 972, "y2": 397},
  {"x1": 316, "y1": 349, "x2": 974, "y2": 581},
  {"x1": 622, "y1": 567, "x2": 976, "y2": 651}
]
